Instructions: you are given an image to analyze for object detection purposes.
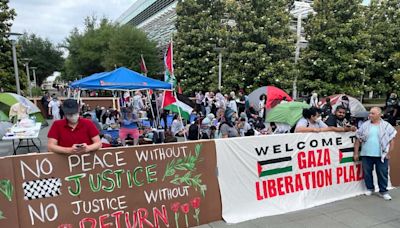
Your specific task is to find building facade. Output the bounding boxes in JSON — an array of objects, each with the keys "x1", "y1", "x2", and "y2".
[{"x1": 117, "y1": 0, "x2": 177, "y2": 48}]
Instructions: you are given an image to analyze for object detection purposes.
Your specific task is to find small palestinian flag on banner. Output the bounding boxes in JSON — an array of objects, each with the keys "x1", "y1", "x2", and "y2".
[
  {"x1": 339, "y1": 147, "x2": 355, "y2": 164},
  {"x1": 257, "y1": 157, "x2": 293, "y2": 177},
  {"x1": 162, "y1": 90, "x2": 194, "y2": 120}
]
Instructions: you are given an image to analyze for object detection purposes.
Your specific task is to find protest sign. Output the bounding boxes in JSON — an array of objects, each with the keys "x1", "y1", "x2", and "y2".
[
  {"x1": 215, "y1": 132, "x2": 365, "y2": 223},
  {"x1": 0, "y1": 157, "x2": 19, "y2": 227},
  {"x1": 4, "y1": 141, "x2": 221, "y2": 227}
]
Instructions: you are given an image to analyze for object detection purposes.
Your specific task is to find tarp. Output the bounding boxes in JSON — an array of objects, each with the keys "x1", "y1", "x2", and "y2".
[
  {"x1": 248, "y1": 86, "x2": 292, "y2": 111},
  {"x1": 70, "y1": 67, "x2": 172, "y2": 90},
  {"x1": 266, "y1": 102, "x2": 310, "y2": 126},
  {"x1": 0, "y1": 93, "x2": 47, "y2": 125}
]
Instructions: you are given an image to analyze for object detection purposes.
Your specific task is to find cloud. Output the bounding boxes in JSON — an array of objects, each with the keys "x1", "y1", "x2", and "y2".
[{"x1": 9, "y1": 0, "x2": 135, "y2": 45}]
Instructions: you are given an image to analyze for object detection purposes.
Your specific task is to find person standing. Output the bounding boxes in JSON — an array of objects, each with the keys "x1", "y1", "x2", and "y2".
[
  {"x1": 41, "y1": 92, "x2": 50, "y2": 119},
  {"x1": 354, "y1": 107, "x2": 397, "y2": 200},
  {"x1": 47, "y1": 99, "x2": 101, "y2": 154},
  {"x1": 119, "y1": 108, "x2": 140, "y2": 146},
  {"x1": 48, "y1": 94, "x2": 61, "y2": 120},
  {"x1": 258, "y1": 94, "x2": 267, "y2": 120}
]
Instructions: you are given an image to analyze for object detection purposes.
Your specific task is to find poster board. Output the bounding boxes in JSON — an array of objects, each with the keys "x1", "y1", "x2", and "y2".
[
  {"x1": 0, "y1": 156, "x2": 20, "y2": 227},
  {"x1": 8, "y1": 140, "x2": 221, "y2": 227},
  {"x1": 215, "y1": 132, "x2": 366, "y2": 223}
]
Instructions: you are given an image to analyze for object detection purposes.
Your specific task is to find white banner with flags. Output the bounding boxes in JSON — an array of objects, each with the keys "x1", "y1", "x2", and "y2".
[{"x1": 215, "y1": 132, "x2": 367, "y2": 223}]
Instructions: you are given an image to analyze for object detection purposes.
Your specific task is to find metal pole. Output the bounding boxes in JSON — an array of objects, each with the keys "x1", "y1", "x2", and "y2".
[
  {"x1": 25, "y1": 62, "x2": 32, "y2": 97},
  {"x1": 292, "y1": 13, "x2": 302, "y2": 100},
  {"x1": 31, "y1": 67, "x2": 37, "y2": 87},
  {"x1": 218, "y1": 52, "x2": 222, "y2": 90},
  {"x1": 11, "y1": 40, "x2": 21, "y2": 95}
]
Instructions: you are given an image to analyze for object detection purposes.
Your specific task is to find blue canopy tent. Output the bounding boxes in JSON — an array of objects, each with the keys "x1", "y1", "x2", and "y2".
[{"x1": 70, "y1": 67, "x2": 172, "y2": 90}]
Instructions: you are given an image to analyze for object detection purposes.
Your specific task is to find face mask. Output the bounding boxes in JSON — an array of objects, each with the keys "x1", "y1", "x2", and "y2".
[
  {"x1": 316, "y1": 116, "x2": 322, "y2": 121},
  {"x1": 231, "y1": 117, "x2": 236, "y2": 122},
  {"x1": 66, "y1": 113, "x2": 79, "y2": 123}
]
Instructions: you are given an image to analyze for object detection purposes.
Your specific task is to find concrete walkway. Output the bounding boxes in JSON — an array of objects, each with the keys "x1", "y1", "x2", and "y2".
[{"x1": 197, "y1": 189, "x2": 400, "y2": 228}]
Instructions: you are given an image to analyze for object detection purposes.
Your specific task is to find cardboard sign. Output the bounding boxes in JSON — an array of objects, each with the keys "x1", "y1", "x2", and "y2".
[
  {"x1": 5, "y1": 141, "x2": 221, "y2": 227},
  {"x1": 0, "y1": 157, "x2": 19, "y2": 227}
]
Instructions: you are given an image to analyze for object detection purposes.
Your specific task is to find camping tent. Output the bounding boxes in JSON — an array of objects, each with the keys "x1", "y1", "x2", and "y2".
[
  {"x1": 0, "y1": 93, "x2": 47, "y2": 125},
  {"x1": 248, "y1": 86, "x2": 292, "y2": 111},
  {"x1": 70, "y1": 67, "x2": 172, "y2": 90},
  {"x1": 321, "y1": 94, "x2": 366, "y2": 116}
]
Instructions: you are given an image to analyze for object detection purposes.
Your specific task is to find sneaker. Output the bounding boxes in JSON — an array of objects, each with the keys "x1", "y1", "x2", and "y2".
[
  {"x1": 365, "y1": 190, "x2": 373, "y2": 196},
  {"x1": 381, "y1": 193, "x2": 392, "y2": 201}
]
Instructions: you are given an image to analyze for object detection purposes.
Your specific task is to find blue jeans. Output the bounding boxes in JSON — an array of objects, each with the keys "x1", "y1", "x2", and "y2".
[{"x1": 361, "y1": 156, "x2": 389, "y2": 193}]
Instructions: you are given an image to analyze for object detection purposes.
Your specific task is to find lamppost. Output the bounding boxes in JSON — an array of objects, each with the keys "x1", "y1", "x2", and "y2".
[
  {"x1": 6, "y1": 32, "x2": 22, "y2": 95},
  {"x1": 214, "y1": 16, "x2": 236, "y2": 91},
  {"x1": 22, "y1": 58, "x2": 32, "y2": 97},
  {"x1": 290, "y1": 1, "x2": 314, "y2": 100},
  {"x1": 30, "y1": 67, "x2": 38, "y2": 88},
  {"x1": 213, "y1": 47, "x2": 226, "y2": 90}
]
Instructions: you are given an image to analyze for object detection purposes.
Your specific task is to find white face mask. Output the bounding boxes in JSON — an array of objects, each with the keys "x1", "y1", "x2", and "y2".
[
  {"x1": 316, "y1": 116, "x2": 322, "y2": 121},
  {"x1": 66, "y1": 113, "x2": 79, "y2": 124}
]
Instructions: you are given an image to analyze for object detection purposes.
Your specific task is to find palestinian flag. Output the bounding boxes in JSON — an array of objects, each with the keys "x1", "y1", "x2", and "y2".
[
  {"x1": 140, "y1": 54, "x2": 148, "y2": 75},
  {"x1": 339, "y1": 147, "x2": 355, "y2": 164},
  {"x1": 257, "y1": 156, "x2": 293, "y2": 177},
  {"x1": 162, "y1": 90, "x2": 194, "y2": 120},
  {"x1": 164, "y1": 41, "x2": 176, "y2": 87}
]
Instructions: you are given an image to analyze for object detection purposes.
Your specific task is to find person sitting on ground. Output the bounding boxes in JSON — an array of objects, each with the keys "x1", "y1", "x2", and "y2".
[
  {"x1": 295, "y1": 107, "x2": 330, "y2": 133},
  {"x1": 171, "y1": 114, "x2": 186, "y2": 137},
  {"x1": 325, "y1": 106, "x2": 357, "y2": 132},
  {"x1": 321, "y1": 97, "x2": 333, "y2": 120},
  {"x1": 219, "y1": 108, "x2": 239, "y2": 138},
  {"x1": 47, "y1": 99, "x2": 101, "y2": 154},
  {"x1": 83, "y1": 112, "x2": 102, "y2": 131},
  {"x1": 237, "y1": 116, "x2": 253, "y2": 136},
  {"x1": 119, "y1": 107, "x2": 140, "y2": 146},
  {"x1": 339, "y1": 95, "x2": 351, "y2": 121}
]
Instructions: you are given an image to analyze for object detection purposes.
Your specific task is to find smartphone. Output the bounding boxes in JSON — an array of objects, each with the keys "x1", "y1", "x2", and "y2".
[{"x1": 76, "y1": 144, "x2": 83, "y2": 148}]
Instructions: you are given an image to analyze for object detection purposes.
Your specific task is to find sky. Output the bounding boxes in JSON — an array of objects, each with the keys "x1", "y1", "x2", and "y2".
[{"x1": 9, "y1": 0, "x2": 137, "y2": 45}]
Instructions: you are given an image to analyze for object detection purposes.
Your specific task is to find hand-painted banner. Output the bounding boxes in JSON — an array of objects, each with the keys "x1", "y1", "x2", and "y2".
[
  {"x1": 215, "y1": 132, "x2": 366, "y2": 223},
  {"x1": 3, "y1": 141, "x2": 221, "y2": 227},
  {"x1": 0, "y1": 157, "x2": 19, "y2": 227}
]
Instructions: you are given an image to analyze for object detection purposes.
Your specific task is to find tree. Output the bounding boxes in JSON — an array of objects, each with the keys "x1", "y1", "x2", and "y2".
[
  {"x1": 174, "y1": 0, "x2": 225, "y2": 94},
  {"x1": 174, "y1": 0, "x2": 294, "y2": 94},
  {"x1": 224, "y1": 0, "x2": 295, "y2": 93},
  {"x1": 104, "y1": 25, "x2": 162, "y2": 77},
  {"x1": 63, "y1": 17, "x2": 116, "y2": 81},
  {"x1": 18, "y1": 33, "x2": 64, "y2": 86},
  {"x1": 63, "y1": 17, "x2": 162, "y2": 82},
  {"x1": 367, "y1": 0, "x2": 400, "y2": 95},
  {"x1": 0, "y1": 0, "x2": 22, "y2": 92},
  {"x1": 299, "y1": 0, "x2": 370, "y2": 96}
]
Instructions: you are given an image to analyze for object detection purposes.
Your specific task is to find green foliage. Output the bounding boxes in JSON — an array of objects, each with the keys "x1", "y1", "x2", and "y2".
[
  {"x1": 174, "y1": 0, "x2": 225, "y2": 94},
  {"x1": 63, "y1": 17, "x2": 162, "y2": 82},
  {"x1": 367, "y1": 0, "x2": 400, "y2": 94},
  {"x1": 174, "y1": 0, "x2": 294, "y2": 95},
  {"x1": 104, "y1": 25, "x2": 162, "y2": 76},
  {"x1": 0, "y1": 0, "x2": 19, "y2": 92},
  {"x1": 300, "y1": 0, "x2": 371, "y2": 96},
  {"x1": 18, "y1": 33, "x2": 64, "y2": 86}
]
